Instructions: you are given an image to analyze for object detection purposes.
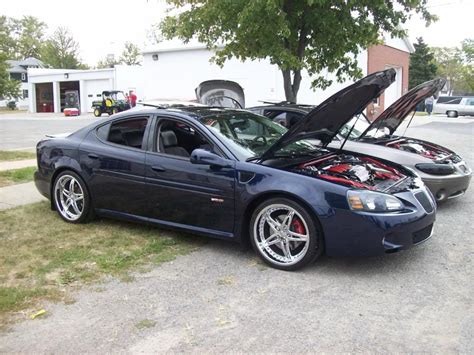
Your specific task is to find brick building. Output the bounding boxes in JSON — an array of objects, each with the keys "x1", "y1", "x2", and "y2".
[{"x1": 366, "y1": 39, "x2": 413, "y2": 120}]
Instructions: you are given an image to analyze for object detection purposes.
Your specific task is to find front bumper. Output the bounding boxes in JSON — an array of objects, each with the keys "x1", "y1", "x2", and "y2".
[
  {"x1": 320, "y1": 187, "x2": 436, "y2": 257},
  {"x1": 421, "y1": 163, "x2": 471, "y2": 201}
]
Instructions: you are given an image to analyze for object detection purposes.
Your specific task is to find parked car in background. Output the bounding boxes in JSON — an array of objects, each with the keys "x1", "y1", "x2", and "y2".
[
  {"x1": 249, "y1": 79, "x2": 472, "y2": 202},
  {"x1": 35, "y1": 69, "x2": 436, "y2": 270},
  {"x1": 433, "y1": 96, "x2": 474, "y2": 117}
]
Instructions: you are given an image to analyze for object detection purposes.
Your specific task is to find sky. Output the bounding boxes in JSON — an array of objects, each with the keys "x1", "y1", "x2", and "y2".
[{"x1": 1, "y1": 0, "x2": 472, "y2": 66}]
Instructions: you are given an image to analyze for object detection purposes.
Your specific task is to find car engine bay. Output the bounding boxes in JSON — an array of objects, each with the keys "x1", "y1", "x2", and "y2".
[
  {"x1": 292, "y1": 153, "x2": 411, "y2": 192},
  {"x1": 384, "y1": 138, "x2": 461, "y2": 163}
]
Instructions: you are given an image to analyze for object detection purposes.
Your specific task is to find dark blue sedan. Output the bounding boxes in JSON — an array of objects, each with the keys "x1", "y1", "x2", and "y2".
[{"x1": 34, "y1": 69, "x2": 436, "y2": 270}]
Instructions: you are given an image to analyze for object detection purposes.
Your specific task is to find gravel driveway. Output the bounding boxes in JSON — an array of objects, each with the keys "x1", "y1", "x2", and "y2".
[{"x1": 1, "y1": 118, "x2": 473, "y2": 353}]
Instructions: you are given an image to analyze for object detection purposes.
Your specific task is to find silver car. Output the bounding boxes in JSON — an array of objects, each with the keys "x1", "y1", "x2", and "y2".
[
  {"x1": 433, "y1": 96, "x2": 474, "y2": 117},
  {"x1": 249, "y1": 79, "x2": 471, "y2": 202},
  {"x1": 331, "y1": 78, "x2": 471, "y2": 201}
]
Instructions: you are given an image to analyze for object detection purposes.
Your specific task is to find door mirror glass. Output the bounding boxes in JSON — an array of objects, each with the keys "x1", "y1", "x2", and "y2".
[{"x1": 190, "y1": 149, "x2": 233, "y2": 168}]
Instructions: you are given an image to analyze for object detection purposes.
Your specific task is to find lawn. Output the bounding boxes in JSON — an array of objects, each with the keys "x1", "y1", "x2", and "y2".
[
  {"x1": 0, "y1": 150, "x2": 36, "y2": 161},
  {"x1": 0, "y1": 202, "x2": 203, "y2": 326},
  {"x1": 0, "y1": 166, "x2": 36, "y2": 187}
]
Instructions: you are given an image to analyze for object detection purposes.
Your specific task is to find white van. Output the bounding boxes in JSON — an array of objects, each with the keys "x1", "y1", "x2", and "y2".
[{"x1": 433, "y1": 96, "x2": 474, "y2": 117}]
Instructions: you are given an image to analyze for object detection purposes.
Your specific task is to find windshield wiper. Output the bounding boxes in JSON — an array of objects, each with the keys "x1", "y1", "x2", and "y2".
[
  {"x1": 247, "y1": 151, "x2": 314, "y2": 163},
  {"x1": 246, "y1": 156, "x2": 261, "y2": 162}
]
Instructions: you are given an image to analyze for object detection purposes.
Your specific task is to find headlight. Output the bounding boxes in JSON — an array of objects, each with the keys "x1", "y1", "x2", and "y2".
[
  {"x1": 415, "y1": 163, "x2": 455, "y2": 176},
  {"x1": 347, "y1": 190, "x2": 405, "y2": 212}
]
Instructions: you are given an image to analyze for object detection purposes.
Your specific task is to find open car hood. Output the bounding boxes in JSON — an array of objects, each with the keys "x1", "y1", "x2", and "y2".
[
  {"x1": 360, "y1": 78, "x2": 446, "y2": 138},
  {"x1": 259, "y1": 69, "x2": 396, "y2": 161}
]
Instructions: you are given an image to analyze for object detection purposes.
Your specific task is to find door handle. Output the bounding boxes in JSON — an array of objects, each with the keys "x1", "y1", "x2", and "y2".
[
  {"x1": 151, "y1": 165, "x2": 166, "y2": 172},
  {"x1": 88, "y1": 153, "x2": 99, "y2": 159}
]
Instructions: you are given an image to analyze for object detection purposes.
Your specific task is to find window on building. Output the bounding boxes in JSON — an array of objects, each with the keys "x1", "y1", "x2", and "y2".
[
  {"x1": 107, "y1": 118, "x2": 149, "y2": 149},
  {"x1": 22, "y1": 89, "x2": 28, "y2": 98}
]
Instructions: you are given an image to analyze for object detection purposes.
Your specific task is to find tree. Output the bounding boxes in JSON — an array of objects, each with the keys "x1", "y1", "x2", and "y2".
[
  {"x1": 96, "y1": 55, "x2": 120, "y2": 69},
  {"x1": 409, "y1": 37, "x2": 437, "y2": 88},
  {"x1": 461, "y1": 38, "x2": 474, "y2": 63},
  {"x1": 433, "y1": 43, "x2": 474, "y2": 95},
  {"x1": 0, "y1": 16, "x2": 18, "y2": 58},
  {"x1": 15, "y1": 16, "x2": 47, "y2": 59},
  {"x1": 119, "y1": 42, "x2": 142, "y2": 65},
  {"x1": 0, "y1": 52, "x2": 20, "y2": 101},
  {"x1": 41, "y1": 27, "x2": 86, "y2": 69},
  {"x1": 0, "y1": 15, "x2": 46, "y2": 60},
  {"x1": 159, "y1": 0, "x2": 434, "y2": 102}
]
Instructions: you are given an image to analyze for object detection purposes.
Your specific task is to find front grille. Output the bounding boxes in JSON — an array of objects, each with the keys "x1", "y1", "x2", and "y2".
[
  {"x1": 413, "y1": 224, "x2": 433, "y2": 244},
  {"x1": 415, "y1": 191, "x2": 434, "y2": 213}
]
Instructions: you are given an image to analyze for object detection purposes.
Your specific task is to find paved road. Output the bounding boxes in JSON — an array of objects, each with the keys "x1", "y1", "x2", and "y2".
[
  {"x1": 0, "y1": 116, "x2": 473, "y2": 353},
  {"x1": 0, "y1": 112, "x2": 472, "y2": 151},
  {"x1": 0, "y1": 113, "x2": 97, "y2": 150}
]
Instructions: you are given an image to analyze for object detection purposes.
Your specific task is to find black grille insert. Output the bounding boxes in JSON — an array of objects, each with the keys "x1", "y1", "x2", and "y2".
[
  {"x1": 415, "y1": 191, "x2": 434, "y2": 213},
  {"x1": 413, "y1": 224, "x2": 433, "y2": 244}
]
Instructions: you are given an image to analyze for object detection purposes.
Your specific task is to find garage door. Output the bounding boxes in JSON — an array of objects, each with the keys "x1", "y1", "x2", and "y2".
[
  {"x1": 85, "y1": 80, "x2": 110, "y2": 112},
  {"x1": 384, "y1": 66, "x2": 402, "y2": 109}
]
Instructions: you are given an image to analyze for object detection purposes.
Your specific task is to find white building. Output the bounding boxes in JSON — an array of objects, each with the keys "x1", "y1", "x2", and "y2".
[
  {"x1": 27, "y1": 65, "x2": 144, "y2": 113},
  {"x1": 142, "y1": 36, "x2": 414, "y2": 120}
]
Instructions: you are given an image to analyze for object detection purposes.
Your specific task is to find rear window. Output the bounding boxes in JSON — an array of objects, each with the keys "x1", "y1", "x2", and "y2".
[
  {"x1": 107, "y1": 118, "x2": 149, "y2": 149},
  {"x1": 436, "y1": 96, "x2": 462, "y2": 104}
]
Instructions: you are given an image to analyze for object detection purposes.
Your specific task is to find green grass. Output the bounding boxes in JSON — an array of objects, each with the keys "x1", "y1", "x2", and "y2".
[
  {"x1": 0, "y1": 166, "x2": 36, "y2": 187},
  {"x1": 0, "y1": 202, "x2": 203, "y2": 325},
  {"x1": 0, "y1": 150, "x2": 36, "y2": 162},
  {"x1": 135, "y1": 319, "x2": 157, "y2": 330}
]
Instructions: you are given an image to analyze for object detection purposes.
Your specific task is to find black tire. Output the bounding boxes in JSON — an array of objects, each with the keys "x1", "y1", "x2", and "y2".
[
  {"x1": 93, "y1": 108, "x2": 102, "y2": 117},
  {"x1": 447, "y1": 110, "x2": 458, "y2": 118},
  {"x1": 249, "y1": 197, "x2": 324, "y2": 271},
  {"x1": 52, "y1": 170, "x2": 93, "y2": 224}
]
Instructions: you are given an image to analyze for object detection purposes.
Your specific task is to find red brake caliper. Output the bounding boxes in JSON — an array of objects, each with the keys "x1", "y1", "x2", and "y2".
[{"x1": 290, "y1": 218, "x2": 305, "y2": 235}]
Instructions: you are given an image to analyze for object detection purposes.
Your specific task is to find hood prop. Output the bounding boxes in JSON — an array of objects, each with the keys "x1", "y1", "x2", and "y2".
[
  {"x1": 401, "y1": 110, "x2": 416, "y2": 137},
  {"x1": 338, "y1": 114, "x2": 361, "y2": 152}
]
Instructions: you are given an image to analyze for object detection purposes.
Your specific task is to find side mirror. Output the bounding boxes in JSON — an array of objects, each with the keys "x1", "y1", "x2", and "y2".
[{"x1": 190, "y1": 149, "x2": 233, "y2": 168}]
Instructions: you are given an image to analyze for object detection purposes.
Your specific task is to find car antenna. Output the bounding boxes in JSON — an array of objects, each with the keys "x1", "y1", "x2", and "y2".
[
  {"x1": 401, "y1": 111, "x2": 417, "y2": 137},
  {"x1": 338, "y1": 114, "x2": 361, "y2": 152}
]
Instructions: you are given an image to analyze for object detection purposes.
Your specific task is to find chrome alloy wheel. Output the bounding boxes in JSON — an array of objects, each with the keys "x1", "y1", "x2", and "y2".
[
  {"x1": 253, "y1": 204, "x2": 310, "y2": 266},
  {"x1": 54, "y1": 175, "x2": 84, "y2": 221}
]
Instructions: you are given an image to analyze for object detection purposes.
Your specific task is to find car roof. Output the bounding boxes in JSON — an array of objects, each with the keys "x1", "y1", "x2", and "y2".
[{"x1": 115, "y1": 105, "x2": 245, "y2": 119}]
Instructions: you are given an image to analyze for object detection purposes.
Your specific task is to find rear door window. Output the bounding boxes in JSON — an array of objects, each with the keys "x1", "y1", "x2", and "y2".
[
  {"x1": 107, "y1": 117, "x2": 149, "y2": 149},
  {"x1": 437, "y1": 96, "x2": 462, "y2": 105}
]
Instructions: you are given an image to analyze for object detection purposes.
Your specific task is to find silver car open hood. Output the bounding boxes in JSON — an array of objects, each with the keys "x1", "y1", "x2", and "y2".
[
  {"x1": 360, "y1": 78, "x2": 446, "y2": 138},
  {"x1": 259, "y1": 69, "x2": 396, "y2": 161}
]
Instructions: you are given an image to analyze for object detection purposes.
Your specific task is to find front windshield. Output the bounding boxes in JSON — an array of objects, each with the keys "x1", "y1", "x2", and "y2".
[
  {"x1": 200, "y1": 112, "x2": 318, "y2": 160},
  {"x1": 339, "y1": 116, "x2": 370, "y2": 140},
  {"x1": 338, "y1": 115, "x2": 389, "y2": 140},
  {"x1": 111, "y1": 92, "x2": 126, "y2": 101}
]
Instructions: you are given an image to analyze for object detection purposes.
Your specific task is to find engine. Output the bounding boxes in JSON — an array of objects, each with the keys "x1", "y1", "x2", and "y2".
[
  {"x1": 293, "y1": 154, "x2": 407, "y2": 192},
  {"x1": 386, "y1": 138, "x2": 460, "y2": 163}
]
